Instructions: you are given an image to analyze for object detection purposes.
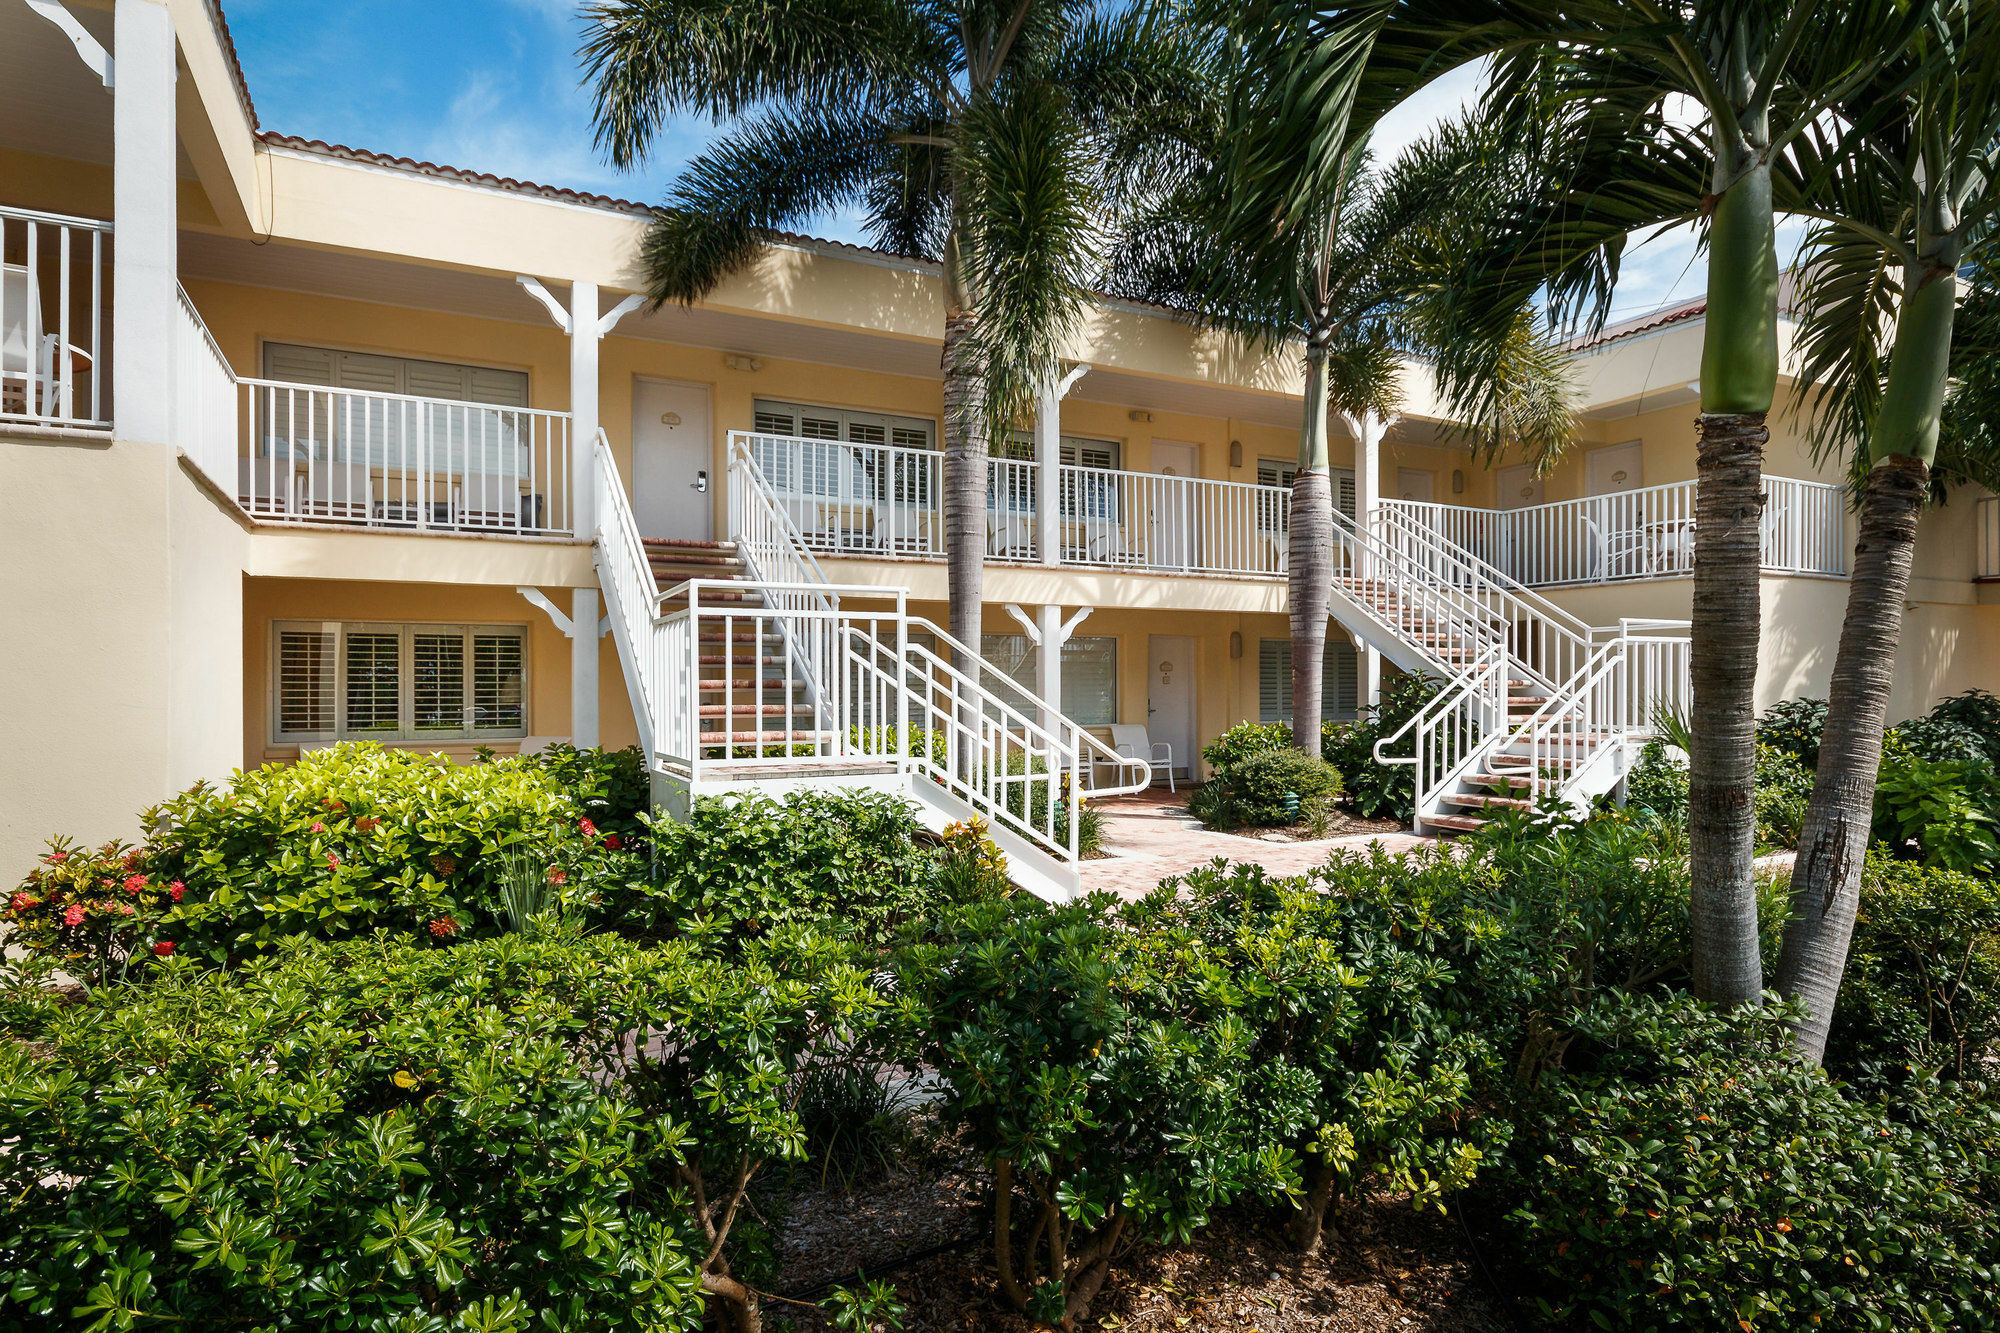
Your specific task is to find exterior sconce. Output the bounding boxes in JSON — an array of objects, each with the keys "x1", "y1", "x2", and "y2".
[
  {"x1": 1128, "y1": 409, "x2": 1154, "y2": 423},
  {"x1": 1452, "y1": 469, "x2": 1465, "y2": 494},
  {"x1": 722, "y1": 353, "x2": 764, "y2": 373},
  {"x1": 1229, "y1": 440, "x2": 1244, "y2": 468},
  {"x1": 1229, "y1": 631, "x2": 1243, "y2": 659}
]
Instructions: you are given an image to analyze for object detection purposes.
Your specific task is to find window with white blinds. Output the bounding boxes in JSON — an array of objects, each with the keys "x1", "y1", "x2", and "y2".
[
  {"x1": 751, "y1": 399, "x2": 935, "y2": 450},
  {"x1": 1002, "y1": 432, "x2": 1121, "y2": 470},
  {"x1": 262, "y1": 344, "x2": 529, "y2": 407},
  {"x1": 1258, "y1": 638, "x2": 1359, "y2": 723},
  {"x1": 751, "y1": 400, "x2": 937, "y2": 500},
  {"x1": 1256, "y1": 460, "x2": 1356, "y2": 518},
  {"x1": 979, "y1": 634, "x2": 1118, "y2": 727},
  {"x1": 274, "y1": 622, "x2": 528, "y2": 742}
]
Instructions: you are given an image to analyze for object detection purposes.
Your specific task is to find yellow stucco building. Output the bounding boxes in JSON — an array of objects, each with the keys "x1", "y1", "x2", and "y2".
[{"x1": 4, "y1": 0, "x2": 1997, "y2": 886}]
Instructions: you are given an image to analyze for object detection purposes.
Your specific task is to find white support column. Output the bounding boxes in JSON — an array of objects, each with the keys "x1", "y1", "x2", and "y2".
[
  {"x1": 113, "y1": 0, "x2": 177, "y2": 446},
  {"x1": 569, "y1": 280, "x2": 599, "y2": 539},
  {"x1": 1348, "y1": 410, "x2": 1389, "y2": 708},
  {"x1": 571, "y1": 587, "x2": 600, "y2": 749},
  {"x1": 1034, "y1": 371, "x2": 1062, "y2": 567},
  {"x1": 1006, "y1": 602, "x2": 1093, "y2": 730}
]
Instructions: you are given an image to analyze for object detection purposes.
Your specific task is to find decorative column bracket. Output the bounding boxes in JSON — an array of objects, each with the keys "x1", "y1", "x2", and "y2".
[
  {"x1": 516, "y1": 586, "x2": 608, "y2": 639},
  {"x1": 24, "y1": 0, "x2": 113, "y2": 87}
]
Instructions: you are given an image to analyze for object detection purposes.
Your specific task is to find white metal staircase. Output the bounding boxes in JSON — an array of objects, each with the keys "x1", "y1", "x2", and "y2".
[
  {"x1": 1333, "y1": 502, "x2": 1691, "y2": 833},
  {"x1": 593, "y1": 431, "x2": 1149, "y2": 901}
]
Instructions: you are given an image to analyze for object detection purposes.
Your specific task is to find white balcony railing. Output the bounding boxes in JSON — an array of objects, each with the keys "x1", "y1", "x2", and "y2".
[
  {"x1": 736, "y1": 431, "x2": 1290, "y2": 576},
  {"x1": 238, "y1": 380, "x2": 574, "y2": 536},
  {"x1": 1, "y1": 205, "x2": 109, "y2": 429},
  {"x1": 1387, "y1": 477, "x2": 1849, "y2": 587}
]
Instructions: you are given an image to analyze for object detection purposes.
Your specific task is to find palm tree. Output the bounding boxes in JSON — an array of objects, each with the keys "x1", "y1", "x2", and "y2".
[
  {"x1": 1771, "y1": 3, "x2": 2000, "y2": 1062},
  {"x1": 582, "y1": 0, "x2": 1196, "y2": 680},
  {"x1": 1218, "y1": 0, "x2": 1939, "y2": 1006},
  {"x1": 1110, "y1": 108, "x2": 1576, "y2": 756}
]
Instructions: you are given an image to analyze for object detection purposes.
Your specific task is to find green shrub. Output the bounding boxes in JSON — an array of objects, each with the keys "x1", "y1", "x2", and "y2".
[
  {"x1": 1620, "y1": 743, "x2": 1814, "y2": 851},
  {"x1": 1625, "y1": 740, "x2": 1689, "y2": 823},
  {"x1": 1201, "y1": 720, "x2": 1295, "y2": 769},
  {"x1": 1927, "y1": 689, "x2": 2000, "y2": 765},
  {"x1": 509, "y1": 741, "x2": 652, "y2": 841},
  {"x1": 847, "y1": 724, "x2": 948, "y2": 762},
  {"x1": 601, "y1": 789, "x2": 940, "y2": 947},
  {"x1": 1143, "y1": 861, "x2": 1504, "y2": 1251},
  {"x1": 1214, "y1": 748, "x2": 1343, "y2": 827},
  {"x1": 1187, "y1": 777, "x2": 1239, "y2": 829},
  {"x1": 1499, "y1": 993, "x2": 2000, "y2": 1333},
  {"x1": 1756, "y1": 696, "x2": 1828, "y2": 769},
  {"x1": 894, "y1": 893, "x2": 1300, "y2": 1326},
  {"x1": 1890, "y1": 714, "x2": 1992, "y2": 766},
  {"x1": 3, "y1": 838, "x2": 178, "y2": 986},
  {"x1": 1828, "y1": 853, "x2": 2000, "y2": 1088},
  {"x1": 1322, "y1": 672, "x2": 1441, "y2": 821},
  {"x1": 0, "y1": 932, "x2": 709, "y2": 1329},
  {"x1": 1872, "y1": 748, "x2": 2000, "y2": 874},
  {"x1": 138, "y1": 744, "x2": 625, "y2": 963}
]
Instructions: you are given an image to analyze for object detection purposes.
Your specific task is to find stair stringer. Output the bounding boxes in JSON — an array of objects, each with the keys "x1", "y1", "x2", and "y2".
[{"x1": 1324, "y1": 587, "x2": 1450, "y2": 677}]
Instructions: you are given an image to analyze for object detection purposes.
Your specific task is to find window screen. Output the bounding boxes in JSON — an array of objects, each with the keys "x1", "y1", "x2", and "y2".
[
  {"x1": 275, "y1": 623, "x2": 528, "y2": 743},
  {"x1": 1259, "y1": 638, "x2": 1359, "y2": 722}
]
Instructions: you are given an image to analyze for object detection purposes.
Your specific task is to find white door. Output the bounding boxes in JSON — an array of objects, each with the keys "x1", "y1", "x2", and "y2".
[
  {"x1": 1585, "y1": 441, "x2": 1644, "y2": 578},
  {"x1": 1148, "y1": 440, "x2": 1198, "y2": 569},
  {"x1": 1395, "y1": 467, "x2": 1434, "y2": 503},
  {"x1": 632, "y1": 379, "x2": 714, "y2": 541},
  {"x1": 1496, "y1": 463, "x2": 1544, "y2": 509},
  {"x1": 1147, "y1": 635, "x2": 1196, "y2": 781},
  {"x1": 1585, "y1": 440, "x2": 1643, "y2": 496}
]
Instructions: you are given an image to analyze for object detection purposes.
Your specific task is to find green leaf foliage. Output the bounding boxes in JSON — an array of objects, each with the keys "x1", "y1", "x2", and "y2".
[{"x1": 1321, "y1": 671, "x2": 1441, "y2": 822}]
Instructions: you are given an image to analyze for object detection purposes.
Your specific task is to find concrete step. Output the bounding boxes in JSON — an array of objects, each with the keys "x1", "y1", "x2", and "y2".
[
  {"x1": 1441, "y1": 791, "x2": 1535, "y2": 811},
  {"x1": 1426, "y1": 813, "x2": 1491, "y2": 833},
  {"x1": 1467, "y1": 772, "x2": 1548, "y2": 790}
]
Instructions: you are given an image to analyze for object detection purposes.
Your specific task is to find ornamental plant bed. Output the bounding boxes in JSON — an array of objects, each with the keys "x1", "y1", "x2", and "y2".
[
  {"x1": 768, "y1": 1180, "x2": 1512, "y2": 1332},
  {"x1": 1211, "y1": 808, "x2": 1407, "y2": 843}
]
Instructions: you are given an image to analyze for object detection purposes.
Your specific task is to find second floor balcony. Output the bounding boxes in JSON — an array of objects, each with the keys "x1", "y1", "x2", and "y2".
[{"x1": 741, "y1": 431, "x2": 1852, "y2": 589}]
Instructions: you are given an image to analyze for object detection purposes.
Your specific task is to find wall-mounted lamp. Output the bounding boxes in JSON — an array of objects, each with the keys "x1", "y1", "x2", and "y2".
[
  {"x1": 722, "y1": 353, "x2": 764, "y2": 373},
  {"x1": 1451, "y1": 469, "x2": 1465, "y2": 495},
  {"x1": 1229, "y1": 631, "x2": 1243, "y2": 660},
  {"x1": 1128, "y1": 409, "x2": 1154, "y2": 423},
  {"x1": 1229, "y1": 439, "x2": 1244, "y2": 468}
]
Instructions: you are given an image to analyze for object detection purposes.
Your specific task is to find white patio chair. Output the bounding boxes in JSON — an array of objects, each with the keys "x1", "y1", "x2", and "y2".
[
  {"x1": 1108, "y1": 723, "x2": 1175, "y2": 792},
  {"x1": 2, "y1": 263, "x2": 91, "y2": 419},
  {"x1": 297, "y1": 469, "x2": 371, "y2": 521},
  {"x1": 237, "y1": 457, "x2": 295, "y2": 515}
]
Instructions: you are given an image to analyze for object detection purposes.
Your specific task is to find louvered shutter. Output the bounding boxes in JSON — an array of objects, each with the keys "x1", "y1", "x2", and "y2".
[
  {"x1": 276, "y1": 626, "x2": 338, "y2": 737},
  {"x1": 471, "y1": 633, "x2": 526, "y2": 731},
  {"x1": 264, "y1": 344, "x2": 338, "y2": 386},
  {"x1": 1257, "y1": 459, "x2": 1297, "y2": 489},
  {"x1": 1259, "y1": 640, "x2": 1290, "y2": 721},
  {"x1": 344, "y1": 631, "x2": 402, "y2": 734},
  {"x1": 1334, "y1": 468, "x2": 1357, "y2": 519},
  {"x1": 1060, "y1": 637, "x2": 1117, "y2": 726},
  {"x1": 1327, "y1": 641, "x2": 1359, "y2": 719},
  {"x1": 412, "y1": 631, "x2": 466, "y2": 732},
  {"x1": 979, "y1": 633, "x2": 1038, "y2": 703}
]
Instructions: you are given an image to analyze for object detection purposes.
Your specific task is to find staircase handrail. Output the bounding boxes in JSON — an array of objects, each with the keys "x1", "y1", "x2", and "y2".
[
  {"x1": 1372, "y1": 645, "x2": 1506, "y2": 821},
  {"x1": 593, "y1": 433, "x2": 663, "y2": 750},
  {"x1": 1325, "y1": 507, "x2": 1511, "y2": 670},
  {"x1": 1371, "y1": 501, "x2": 1599, "y2": 645},
  {"x1": 727, "y1": 438, "x2": 837, "y2": 610},
  {"x1": 906, "y1": 615, "x2": 1152, "y2": 796}
]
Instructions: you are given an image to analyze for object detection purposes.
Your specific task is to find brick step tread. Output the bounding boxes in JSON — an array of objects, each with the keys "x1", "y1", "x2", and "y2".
[
  {"x1": 688, "y1": 760, "x2": 901, "y2": 780},
  {"x1": 661, "y1": 589, "x2": 763, "y2": 602},
  {"x1": 1467, "y1": 772, "x2": 1548, "y2": 790},
  {"x1": 1441, "y1": 792, "x2": 1536, "y2": 811},
  {"x1": 696, "y1": 730, "x2": 838, "y2": 743},
  {"x1": 697, "y1": 678, "x2": 808, "y2": 691},
  {"x1": 1488, "y1": 755, "x2": 1588, "y2": 771},
  {"x1": 1427, "y1": 814, "x2": 1492, "y2": 833},
  {"x1": 696, "y1": 654, "x2": 790, "y2": 665},
  {"x1": 643, "y1": 538, "x2": 738, "y2": 552},
  {"x1": 697, "y1": 704, "x2": 816, "y2": 717}
]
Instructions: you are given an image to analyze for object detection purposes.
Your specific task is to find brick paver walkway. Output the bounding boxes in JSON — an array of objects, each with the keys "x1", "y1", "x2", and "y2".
[{"x1": 1078, "y1": 788, "x2": 1434, "y2": 899}]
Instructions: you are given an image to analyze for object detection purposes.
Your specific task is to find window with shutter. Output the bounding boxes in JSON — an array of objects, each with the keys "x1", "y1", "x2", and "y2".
[
  {"x1": 1259, "y1": 639, "x2": 1359, "y2": 722},
  {"x1": 275, "y1": 622, "x2": 528, "y2": 743},
  {"x1": 344, "y1": 632, "x2": 403, "y2": 734},
  {"x1": 1061, "y1": 637, "x2": 1117, "y2": 726},
  {"x1": 276, "y1": 627, "x2": 338, "y2": 737},
  {"x1": 1257, "y1": 458, "x2": 1297, "y2": 489}
]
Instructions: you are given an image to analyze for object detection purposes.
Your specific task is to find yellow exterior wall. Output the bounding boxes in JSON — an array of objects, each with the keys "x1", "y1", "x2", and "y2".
[{"x1": 0, "y1": 437, "x2": 246, "y2": 879}]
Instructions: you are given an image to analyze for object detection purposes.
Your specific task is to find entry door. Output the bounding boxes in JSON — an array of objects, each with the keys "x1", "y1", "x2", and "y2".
[
  {"x1": 1496, "y1": 463, "x2": 1547, "y2": 583},
  {"x1": 1584, "y1": 441, "x2": 1644, "y2": 578},
  {"x1": 1585, "y1": 440, "x2": 1643, "y2": 496},
  {"x1": 1148, "y1": 440, "x2": 1199, "y2": 569},
  {"x1": 632, "y1": 379, "x2": 714, "y2": 540},
  {"x1": 1147, "y1": 635, "x2": 1197, "y2": 781},
  {"x1": 1396, "y1": 468, "x2": 1435, "y2": 503}
]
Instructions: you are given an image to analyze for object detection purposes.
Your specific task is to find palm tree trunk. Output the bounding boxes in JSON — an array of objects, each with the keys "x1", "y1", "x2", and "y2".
[
  {"x1": 1774, "y1": 457, "x2": 1927, "y2": 1056},
  {"x1": 942, "y1": 303, "x2": 988, "y2": 784},
  {"x1": 1686, "y1": 162, "x2": 1779, "y2": 1008},
  {"x1": 1777, "y1": 260, "x2": 1957, "y2": 1061},
  {"x1": 1290, "y1": 343, "x2": 1333, "y2": 753}
]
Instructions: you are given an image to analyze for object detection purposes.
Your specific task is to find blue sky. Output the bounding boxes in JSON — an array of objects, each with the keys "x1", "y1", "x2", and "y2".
[{"x1": 226, "y1": 1, "x2": 1799, "y2": 321}]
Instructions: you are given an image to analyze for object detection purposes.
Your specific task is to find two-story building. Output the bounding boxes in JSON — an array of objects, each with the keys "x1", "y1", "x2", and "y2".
[{"x1": 5, "y1": 0, "x2": 1998, "y2": 890}]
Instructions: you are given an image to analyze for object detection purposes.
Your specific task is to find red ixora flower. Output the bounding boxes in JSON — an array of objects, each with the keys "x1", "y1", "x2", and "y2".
[
  {"x1": 326, "y1": 853, "x2": 341, "y2": 867},
  {"x1": 152, "y1": 941, "x2": 176, "y2": 956},
  {"x1": 169, "y1": 880, "x2": 185, "y2": 902},
  {"x1": 578, "y1": 818, "x2": 598, "y2": 837},
  {"x1": 311, "y1": 822, "x2": 326, "y2": 833},
  {"x1": 603, "y1": 834, "x2": 623, "y2": 851},
  {"x1": 9, "y1": 892, "x2": 36, "y2": 912},
  {"x1": 547, "y1": 867, "x2": 567, "y2": 885},
  {"x1": 427, "y1": 916, "x2": 458, "y2": 938},
  {"x1": 64, "y1": 904, "x2": 85, "y2": 927},
  {"x1": 46, "y1": 851, "x2": 68, "y2": 863},
  {"x1": 123, "y1": 874, "x2": 148, "y2": 894}
]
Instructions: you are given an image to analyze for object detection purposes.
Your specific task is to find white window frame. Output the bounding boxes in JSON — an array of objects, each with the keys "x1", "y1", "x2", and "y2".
[
  {"x1": 272, "y1": 620, "x2": 530, "y2": 744},
  {"x1": 979, "y1": 632, "x2": 1119, "y2": 727},
  {"x1": 261, "y1": 343, "x2": 531, "y2": 406}
]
